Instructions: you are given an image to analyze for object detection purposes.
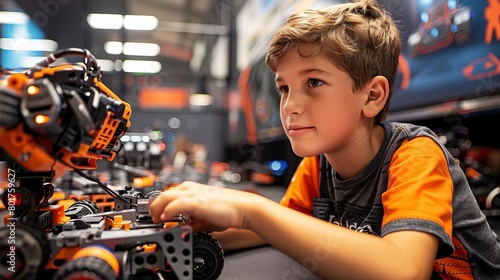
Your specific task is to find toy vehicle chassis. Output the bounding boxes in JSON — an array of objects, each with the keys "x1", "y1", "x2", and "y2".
[{"x1": 0, "y1": 196, "x2": 224, "y2": 280}]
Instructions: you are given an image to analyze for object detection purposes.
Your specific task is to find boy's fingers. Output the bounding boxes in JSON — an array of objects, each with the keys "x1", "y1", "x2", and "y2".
[
  {"x1": 149, "y1": 194, "x2": 167, "y2": 221},
  {"x1": 149, "y1": 189, "x2": 185, "y2": 222},
  {"x1": 159, "y1": 195, "x2": 196, "y2": 223}
]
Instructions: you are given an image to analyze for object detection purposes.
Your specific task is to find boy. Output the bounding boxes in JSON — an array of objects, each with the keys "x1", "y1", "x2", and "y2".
[{"x1": 150, "y1": 0, "x2": 500, "y2": 278}]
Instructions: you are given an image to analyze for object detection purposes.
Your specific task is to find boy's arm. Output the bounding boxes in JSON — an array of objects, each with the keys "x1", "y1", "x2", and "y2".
[
  {"x1": 205, "y1": 202, "x2": 437, "y2": 279},
  {"x1": 247, "y1": 197, "x2": 438, "y2": 280},
  {"x1": 211, "y1": 228, "x2": 266, "y2": 251},
  {"x1": 151, "y1": 181, "x2": 439, "y2": 279}
]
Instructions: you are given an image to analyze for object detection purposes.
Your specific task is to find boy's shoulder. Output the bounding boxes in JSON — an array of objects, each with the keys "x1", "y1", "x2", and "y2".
[
  {"x1": 382, "y1": 121, "x2": 436, "y2": 138},
  {"x1": 380, "y1": 121, "x2": 443, "y2": 154}
]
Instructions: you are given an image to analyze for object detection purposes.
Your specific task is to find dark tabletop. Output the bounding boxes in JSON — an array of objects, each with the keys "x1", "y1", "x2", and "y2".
[{"x1": 219, "y1": 246, "x2": 320, "y2": 280}]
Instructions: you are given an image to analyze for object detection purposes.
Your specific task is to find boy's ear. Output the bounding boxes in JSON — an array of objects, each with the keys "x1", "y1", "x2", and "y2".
[{"x1": 362, "y1": 76, "x2": 389, "y2": 118}]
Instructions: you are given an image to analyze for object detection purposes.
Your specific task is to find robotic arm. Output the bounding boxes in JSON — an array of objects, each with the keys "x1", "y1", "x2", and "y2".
[
  {"x1": 0, "y1": 48, "x2": 132, "y2": 226},
  {"x1": 0, "y1": 49, "x2": 225, "y2": 280},
  {"x1": 0, "y1": 48, "x2": 131, "y2": 173}
]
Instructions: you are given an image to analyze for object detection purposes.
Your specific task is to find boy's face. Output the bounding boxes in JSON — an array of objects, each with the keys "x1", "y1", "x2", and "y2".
[{"x1": 275, "y1": 49, "x2": 369, "y2": 158}]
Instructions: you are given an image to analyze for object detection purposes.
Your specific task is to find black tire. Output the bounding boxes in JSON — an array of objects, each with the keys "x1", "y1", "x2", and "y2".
[
  {"x1": 192, "y1": 233, "x2": 224, "y2": 280},
  {"x1": 54, "y1": 256, "x2": 118, "y2": 280},
  {"x1": 0, "y1": 224, "x2": 50, "y2": 280}
]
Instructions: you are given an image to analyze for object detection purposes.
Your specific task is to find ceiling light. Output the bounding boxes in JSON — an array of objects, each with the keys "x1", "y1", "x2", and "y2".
[
  {"x1": 87, "y1": 14, "x2": 123, "y2": 29},
  {"x1": 104, "y1": 41, "x2": 123, "y2": 55},
  {"x1": 123, "y1": 42, "x2": 160, "y2": 56},
  {"x1": 0, "y1": 38, "x2": 58, "y2": 52},
  {"x1": 123, "y1": 15, "x2": 158, "y2": 30},
  {"x1": 189, "y1": 94, "x2": 213, "y2": 107},
  {"x1": 122, "y1": 60, "x2": 161, "y2": 73},
  {"x1": 104, "y1": 41, "x2": 160, "y2": 56},
  {"x1": 0, "y1": 11, "x2": 29, "y2": 24},
  {"x1": 96, "y1": 59, "x2": 115, "y2": 72},
  {"x1": 87, "y1": 14, "x2": 158, "y2": 30}
]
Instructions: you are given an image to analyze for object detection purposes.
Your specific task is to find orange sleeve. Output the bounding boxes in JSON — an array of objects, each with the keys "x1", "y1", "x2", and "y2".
[
  {"x1": 280, "y1": 156, "x2": 320, "y2": 215},
  {"x1": 382, "y1": 137, "x2": 453, "y2": 238}
]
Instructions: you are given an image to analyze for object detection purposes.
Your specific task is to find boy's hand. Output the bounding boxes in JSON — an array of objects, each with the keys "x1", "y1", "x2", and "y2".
[{"x1": 149, "y1": 181, "x2": 261, "y2": 232}]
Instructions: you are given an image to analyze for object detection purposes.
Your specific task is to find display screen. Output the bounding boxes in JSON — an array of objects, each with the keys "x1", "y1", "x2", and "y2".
[
  {"x1": 1, "y1": 18, "x2": 45, "y2": 70},
  {"x1": 235, "y1": 0, "x2": 500, "y2": 143},
  {"x1": 380, "y1": 0, "x2": 500, "y2": 112}
]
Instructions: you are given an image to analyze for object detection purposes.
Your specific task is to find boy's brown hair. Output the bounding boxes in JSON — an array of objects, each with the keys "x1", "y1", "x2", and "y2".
[{"x1": 265, "y1": 0, "x2": 401, "y2": 121}]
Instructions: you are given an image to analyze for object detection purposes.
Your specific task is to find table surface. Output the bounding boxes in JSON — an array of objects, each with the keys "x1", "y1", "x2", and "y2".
[{"x1": 218, "y1": 245, "x2": 320, "y2": 280}]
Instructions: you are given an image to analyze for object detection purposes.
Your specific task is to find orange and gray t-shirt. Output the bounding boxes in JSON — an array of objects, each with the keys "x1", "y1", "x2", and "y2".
[{"x1": 281, "y1": 122, "x2": 500, "y2": 279}]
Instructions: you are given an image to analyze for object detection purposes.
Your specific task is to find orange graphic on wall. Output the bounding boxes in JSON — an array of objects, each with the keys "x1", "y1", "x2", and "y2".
[
  {"x1": 462, "y1": 52, "x2": 500, "y2": 80},
  {"x1": 485, "y1": 0, "x2": 500, "y2": 44},
  {"x1": 397, "y1": 54, "x2": 411, "y2": 91}
]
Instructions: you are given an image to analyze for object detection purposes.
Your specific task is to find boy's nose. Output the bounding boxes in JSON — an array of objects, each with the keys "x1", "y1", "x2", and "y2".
[{"x1": 282, "y1": 92, "x2": 303, "y2": 115}]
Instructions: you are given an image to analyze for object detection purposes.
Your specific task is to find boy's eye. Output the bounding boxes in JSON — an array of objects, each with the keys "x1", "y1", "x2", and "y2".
[
  {"x1": 277, "y1": 85, "x2": 289, "y2": 95},
  {"x1": 307, "y1": 78, "x2": 323, "y2": 87}
]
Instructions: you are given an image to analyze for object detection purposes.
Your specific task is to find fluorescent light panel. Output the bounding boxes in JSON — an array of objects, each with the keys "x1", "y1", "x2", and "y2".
[
  {"x1": 95, "y1": 59, "x2": 162, "y2": 73},
  {"x1": 0, "y1": 11, "x2": 29, "y2": 24},
  {"x1": 123, "y1": 15, "x2": 158, "y2": 30},
  {"x1": 104, "y1": 41, "x2": 123, "y2": 55},
  {"x1": 123, "y1": 42, "x2": 160, "y2": 56},
  {"x1": 0, "y1": 38, "x2": 58, "y2": 52},
  {"x1": 87, "y1": 14, "x2": 123, "y2": 29},
  {"x1": 96, "y1": 59, "x2": 115, "y2": 72},
  {"x1": 122, "y1": 60, "x2": 161, "y2": 73},
  {"x1": 87, "y1": 14, "x2": 158, "y2": 30},
  {"x1": 104, "y1": 41, "x2": 160, "y2": 56}
]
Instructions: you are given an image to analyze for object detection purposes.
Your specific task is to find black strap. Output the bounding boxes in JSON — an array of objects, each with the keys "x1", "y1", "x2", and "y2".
[{"x1": 318, "y1": 155, "x2": 330, "y2": 198}]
